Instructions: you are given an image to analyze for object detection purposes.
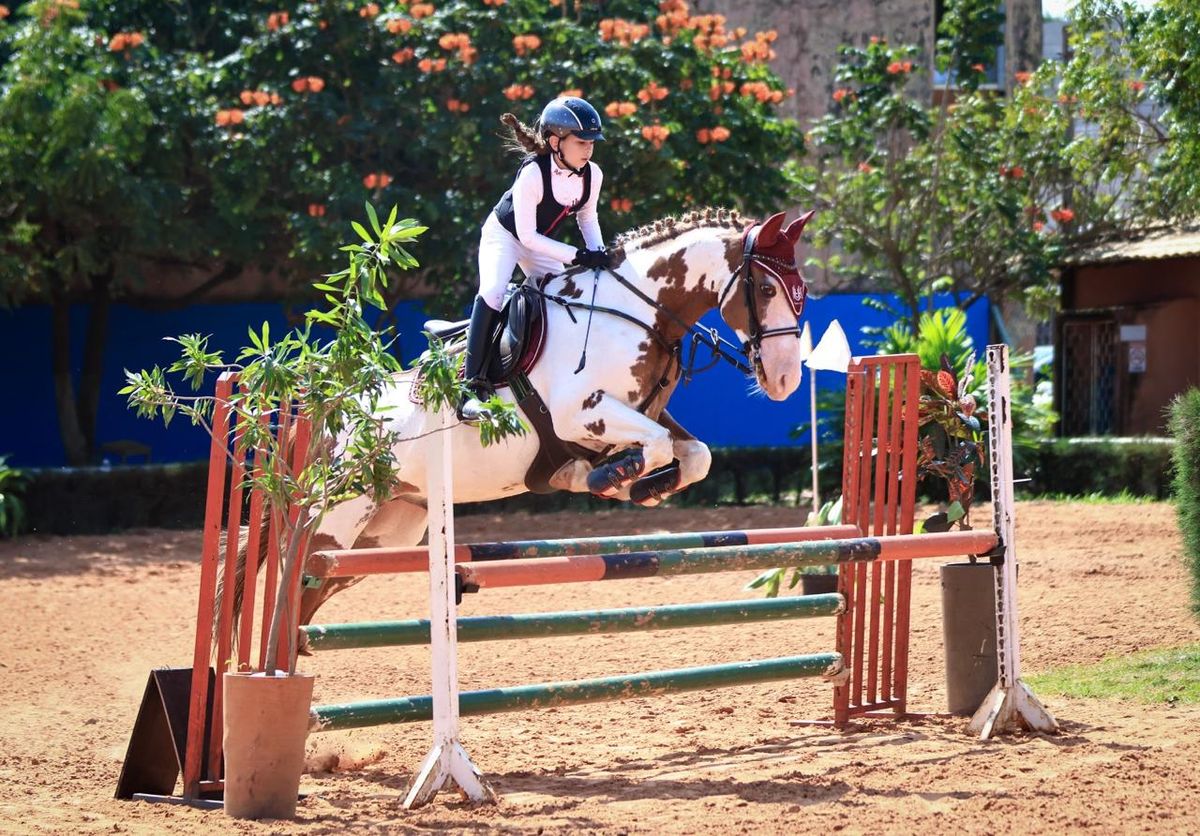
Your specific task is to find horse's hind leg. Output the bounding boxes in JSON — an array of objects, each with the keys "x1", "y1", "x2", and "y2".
[{"x1": 298, "y1": 495, "x2": 429, "y2": 626}]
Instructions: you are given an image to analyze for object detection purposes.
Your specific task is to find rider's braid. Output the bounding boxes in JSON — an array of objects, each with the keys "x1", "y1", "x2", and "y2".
[{"x1": 500, "y1": 112, "x2": 549, "y2": 156}]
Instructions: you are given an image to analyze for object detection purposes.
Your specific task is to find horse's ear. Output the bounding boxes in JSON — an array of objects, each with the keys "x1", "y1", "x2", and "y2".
[
  {"x1": 785, "y1": 210, "x2": 816, "y2": 244},
  {"x1": 756, "y1": 211, "x2": 788, "y2": 247}
]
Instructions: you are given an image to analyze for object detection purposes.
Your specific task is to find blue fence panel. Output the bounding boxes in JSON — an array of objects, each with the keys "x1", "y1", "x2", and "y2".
[{"x1": 0, "y1": 293, "x2": 987, "y2": 467}]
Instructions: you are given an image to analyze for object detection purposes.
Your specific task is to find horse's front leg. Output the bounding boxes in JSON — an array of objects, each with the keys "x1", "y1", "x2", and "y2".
[
  {"x1": 625, "y1": 410, "x2": 712, "y2": 507},
  {"x1": 552, "y1": 395, "x2": 675, "y2": 499}
]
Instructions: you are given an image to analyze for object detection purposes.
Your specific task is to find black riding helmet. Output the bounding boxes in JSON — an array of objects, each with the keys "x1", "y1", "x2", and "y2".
[{"x1": 538, "y1": 96, "x2": 605, "y2": 142}]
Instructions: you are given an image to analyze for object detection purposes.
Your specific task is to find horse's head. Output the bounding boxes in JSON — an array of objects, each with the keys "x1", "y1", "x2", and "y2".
[{"x1": 719, "y1": 210, "x2": 813, "y2": 401}]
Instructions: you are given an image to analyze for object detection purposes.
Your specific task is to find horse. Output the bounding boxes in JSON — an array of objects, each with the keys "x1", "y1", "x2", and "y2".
[{"x1": 285, "y1": 207, "x2": 815, "y2": 623}]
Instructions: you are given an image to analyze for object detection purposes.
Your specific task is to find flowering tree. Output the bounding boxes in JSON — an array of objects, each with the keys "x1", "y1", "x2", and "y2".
[
  {"x1": 792, "y1": 0, "x2": 1200, "y2": 330},
  {"x1": 0, "y1": 0, "x2": 800, "y2": 464}
]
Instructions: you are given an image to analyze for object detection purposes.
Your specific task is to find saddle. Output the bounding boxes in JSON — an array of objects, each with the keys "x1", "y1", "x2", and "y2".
[{"x1": 423, "y1": 282, "x2": 596, "y2": 493}]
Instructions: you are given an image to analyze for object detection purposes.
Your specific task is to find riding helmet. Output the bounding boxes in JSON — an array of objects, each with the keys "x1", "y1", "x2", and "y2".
[{"x1": 538, "y1": 96, "x2": 605, "y2": 141}]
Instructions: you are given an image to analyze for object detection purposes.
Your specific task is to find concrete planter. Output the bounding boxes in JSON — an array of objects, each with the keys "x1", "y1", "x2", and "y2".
[{"x1": 222, "y1": 671, "x2": 314, "y2": 819}]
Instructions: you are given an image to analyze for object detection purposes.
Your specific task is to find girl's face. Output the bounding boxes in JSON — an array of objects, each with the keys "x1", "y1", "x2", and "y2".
[{"x1": 551, "y1": 133, "x2": 595, "y2": 170}]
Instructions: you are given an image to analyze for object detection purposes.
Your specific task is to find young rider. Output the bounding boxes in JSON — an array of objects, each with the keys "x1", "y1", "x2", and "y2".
[{"x1": 458, "y1": 96, "x2": 613, "y2": 423}]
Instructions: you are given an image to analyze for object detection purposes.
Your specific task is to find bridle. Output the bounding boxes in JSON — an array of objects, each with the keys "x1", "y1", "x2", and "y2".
[{"x1": 716, "y1": 223, "x2": 806, "y2": 373}]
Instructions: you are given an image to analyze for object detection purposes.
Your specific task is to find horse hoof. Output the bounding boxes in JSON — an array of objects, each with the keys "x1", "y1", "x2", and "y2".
[
  {"x1": 586, "y1": 449, "x2": 646, "y2": 497},
  {"x1": 629, "y1": 463, "x2": 681, "y2": 506}
]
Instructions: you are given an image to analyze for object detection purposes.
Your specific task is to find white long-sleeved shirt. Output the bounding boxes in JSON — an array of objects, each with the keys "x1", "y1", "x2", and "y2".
[{"x1": 510, "y1": 155, "x2": 604, "y2": 264}]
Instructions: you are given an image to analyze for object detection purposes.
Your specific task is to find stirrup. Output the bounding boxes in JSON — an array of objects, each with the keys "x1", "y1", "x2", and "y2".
[{"x1": 457, "y1": 384, "x2": 494, "y2": 424}]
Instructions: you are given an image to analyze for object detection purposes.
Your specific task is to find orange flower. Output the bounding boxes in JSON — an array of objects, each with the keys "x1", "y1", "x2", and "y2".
[
  {"x1": 215, "y1": 109, "x2": 245, "y2": 126},
  {"x1": 1033, "y1": 221, "x2": 1044, "y2": 232},
  {"x1": 599, "y1": 18, "x2": 651, "y2": 46},
  {"x1": 1014, "y1": 71, "x2": 1032, "y2": 84},
  {"x1": 363, "y1": 172, "x2": 393, "y2": 189},
  {"x1": 857, "y1": 161, "x2": 873, "y2": 173},
  {"x1": 604, "y1": 101, "x2": 637, "y2": 117},
  {"x1": 318, "y1": 19, "x2": 329, "y2": 30},
  {"x1": 387, "y1": 18, "x2": 413, "y2": 34},
  {"x1": 636, "y1": 81, "x2": 669, "y2": 104},
  {"x1": 696, "y1": 127, "x2": 711, "y2": 144},
  {"x1": 307, "y1": 203, "x2": 327, "y2": 217},
  {"x1": 391, "y1": 48, "x2": 414, "y2": 64},
  {"x1": 418, "y1": 57, "x2": 448, "y2": 73},
  {"x1": 512, "y1": 34, "x2": 541, "y2": 56},
  {"x1": 641, "y1": 124, "x2": 670, "y2": 149},
  {"x1": 740, "y1": 31, "x2": 777, "y2": 63},
  {"x1": 359, "y1": 3, "x2": 380, "y2": 18},
  {"x1": 410, "y1": 3, "x2": 434, "y2": 18},
  {"x1": 267, "y1": 11, "x2": 289, "y2": 31},
  {"x1": 502, "y1": 83, "x2": 535, "y2": 100},
  {"x1": 739, "y1": 81, "x2": 774, "y2": 103},
  {"x1": 459, "y1": 45, "x2": 477, "y2": 65},
  {"x1": 971, "y1": 63, "x2": 985, "y2": 72},
  {"x1": 483, "y1": 0, "x2": 506, "y2": 5},
  {"x1": 1050, "y1": 207, "x2": 1075, "y2": 223},
  {"x1": 239, "y1": 90, "x2": 255, "y2": 105},
  {"x1": 252, "y1": 90, "x2": 271, "y2": 107},
  {"x1": 887, "y1": 61, "x2": 907, "y2": 74},
  {"x1": 1128, "y1": 79, "x2": 1146, "y2": 93},
  {"x1": 308, "y1": 76, "x2": 325, "y2": 92},
  {"x1": 0, "y1": 6, "x2": 9, "y2": 18},
  {"x1": 446, "y1": 98, "x2": 470, "y2": 113},
  {"x1": 439, "y1": 32, "x2": 469, "y2": 50},
  {"x1": 711, "y1": 125, "x2": 730, "y2": 142},
  {"x1": 108, "y1": 32, "x2": 143, "y2": 52},
  {"x1": 561, "y1": 88, "x2": 583, "y2": 98},
  {"x1": 610, "y1": 197, "x2": 633, "y2": 213},
  {"x1": 832, "y1": 88, "x2": 850, "y2": 103},
  {"x1": 270, "y1": 92, "x2": 282, "y2": 105}
]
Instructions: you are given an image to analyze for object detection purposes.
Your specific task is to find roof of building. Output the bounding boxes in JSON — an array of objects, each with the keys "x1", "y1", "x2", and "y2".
[{"x1": 1069, "y1": 225, "x2": 1200, "y2": 267}]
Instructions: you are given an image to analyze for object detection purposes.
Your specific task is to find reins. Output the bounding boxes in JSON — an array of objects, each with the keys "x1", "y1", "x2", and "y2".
[{"x1": 535, "y1": 222, "x2": 803, "y2": 384}]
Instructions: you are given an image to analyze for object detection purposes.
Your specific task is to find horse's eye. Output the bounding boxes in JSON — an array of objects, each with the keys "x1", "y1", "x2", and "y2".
[{"x1": 759, "y1": 282, "x2": 776, "y2": 297}]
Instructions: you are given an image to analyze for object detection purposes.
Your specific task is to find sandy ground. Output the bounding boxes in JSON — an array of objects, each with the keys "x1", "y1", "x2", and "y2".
[{"x1": 1, "y1": 500, "x2": 1199, "y2": 834}]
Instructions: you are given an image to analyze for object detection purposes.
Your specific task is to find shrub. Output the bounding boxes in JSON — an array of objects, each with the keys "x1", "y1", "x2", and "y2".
[
  {"x1": 1169, "y1": 389, "x2": 1200, "y2": 620},
  {"x1": 0, "y1": 454, "x2": 26, "y2": 537}
]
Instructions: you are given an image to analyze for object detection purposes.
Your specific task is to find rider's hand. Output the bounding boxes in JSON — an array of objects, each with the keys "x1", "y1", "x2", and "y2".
[{"x1": 572, "y1": 248, "x2": 612, "y2": 270}]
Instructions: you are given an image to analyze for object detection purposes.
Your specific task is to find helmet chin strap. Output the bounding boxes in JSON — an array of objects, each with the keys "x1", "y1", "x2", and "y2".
[{"x1": 550, "y1": 136, "x2": 584, "y2": 176}]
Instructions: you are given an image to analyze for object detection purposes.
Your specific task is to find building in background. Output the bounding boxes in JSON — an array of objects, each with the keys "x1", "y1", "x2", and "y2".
[{"x1": 1056, "y1": 228, "x2": 1200, "y2": 436}]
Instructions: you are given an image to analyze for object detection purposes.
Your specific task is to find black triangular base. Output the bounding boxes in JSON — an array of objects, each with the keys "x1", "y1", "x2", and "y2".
[{"x1": 115, "y1": 667, "x2": 215, "y2": 801}]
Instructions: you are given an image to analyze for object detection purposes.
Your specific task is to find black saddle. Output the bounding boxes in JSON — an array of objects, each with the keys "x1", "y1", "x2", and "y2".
[{"x1": 424, "y1": 284, "x2": 546, "y2": 385}]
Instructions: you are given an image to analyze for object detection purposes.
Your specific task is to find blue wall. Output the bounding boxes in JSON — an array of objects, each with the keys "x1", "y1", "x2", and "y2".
[{"x1": 0, "y1": 294, "x2": 988, "y2": 467}]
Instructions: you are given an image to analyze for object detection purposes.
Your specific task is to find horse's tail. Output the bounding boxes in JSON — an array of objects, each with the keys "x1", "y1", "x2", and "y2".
[{"x1": 210, "y1": 516, "x2": 272, "y2": 666}]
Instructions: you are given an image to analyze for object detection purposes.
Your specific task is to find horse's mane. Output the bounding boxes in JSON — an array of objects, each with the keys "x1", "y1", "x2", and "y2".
[{"x1": 614, "y1": 206, "x2": 748, "y2": 252}]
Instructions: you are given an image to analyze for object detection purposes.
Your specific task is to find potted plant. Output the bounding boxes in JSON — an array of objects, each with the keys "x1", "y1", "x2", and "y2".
[
  {"x1": 121, "y1": 205, "x2": 520, "y2": 817},
  {"x1": 746, "y1": 495, "x2": 844, "y2": 598}
]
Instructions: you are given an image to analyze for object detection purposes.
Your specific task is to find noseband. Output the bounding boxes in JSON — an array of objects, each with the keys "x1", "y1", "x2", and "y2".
[{"x1": 718, "y1": 224, "x2": 805, "y2": 369}]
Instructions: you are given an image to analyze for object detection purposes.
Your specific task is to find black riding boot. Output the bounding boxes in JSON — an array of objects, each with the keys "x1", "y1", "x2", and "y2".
[{"x1": 457, "y1": 296, "x2": 501, "y2": 424}]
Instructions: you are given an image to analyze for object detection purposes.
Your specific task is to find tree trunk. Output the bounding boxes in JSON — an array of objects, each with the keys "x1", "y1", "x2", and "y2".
[
  {"x1": 50, "y1": 274, "x2": 112, "y2": 466},
  {"x1": 78, "y1": 273, "x2": 113, "y2": 456},
  {"x1": 51, "y1": 296, "x2": 88, "y2": 466}
]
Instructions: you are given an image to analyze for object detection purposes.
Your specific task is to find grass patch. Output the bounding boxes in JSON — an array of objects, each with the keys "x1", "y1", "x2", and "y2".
[
  {"x1": 1024, "y1": 488, "x2": 1162, "y2": 504},
  {"x1": 1026, "y1": 644, "x2": 1200, "y2": 705}
]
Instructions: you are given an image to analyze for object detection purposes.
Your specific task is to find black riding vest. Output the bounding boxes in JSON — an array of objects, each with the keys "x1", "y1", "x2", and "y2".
[{"x1": 493, "y1": 153, "x2": 592, "y2": 242}]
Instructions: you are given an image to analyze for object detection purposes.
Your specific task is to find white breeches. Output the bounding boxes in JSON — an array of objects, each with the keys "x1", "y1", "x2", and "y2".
[{"x1": 478, "y1": 214, "x2": 567, "y2": 311}]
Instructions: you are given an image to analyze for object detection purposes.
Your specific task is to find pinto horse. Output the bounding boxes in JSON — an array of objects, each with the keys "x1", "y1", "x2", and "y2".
[{"x1": 294, "y1": 207, "x2": 814, "y2": 622}]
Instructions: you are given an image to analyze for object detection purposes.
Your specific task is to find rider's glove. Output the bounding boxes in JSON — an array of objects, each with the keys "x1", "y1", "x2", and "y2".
[{"x1": 572, "y1": 248, "x2": 612, "y2": 270}]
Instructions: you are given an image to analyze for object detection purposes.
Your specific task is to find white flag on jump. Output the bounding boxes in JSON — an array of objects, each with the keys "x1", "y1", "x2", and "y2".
[
  {"x1": 798, "y1": 320, "x2": 813, "y2": 362},
  {"x1": 805, "y1": 320, "x2": 851, "y2": 373}
]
